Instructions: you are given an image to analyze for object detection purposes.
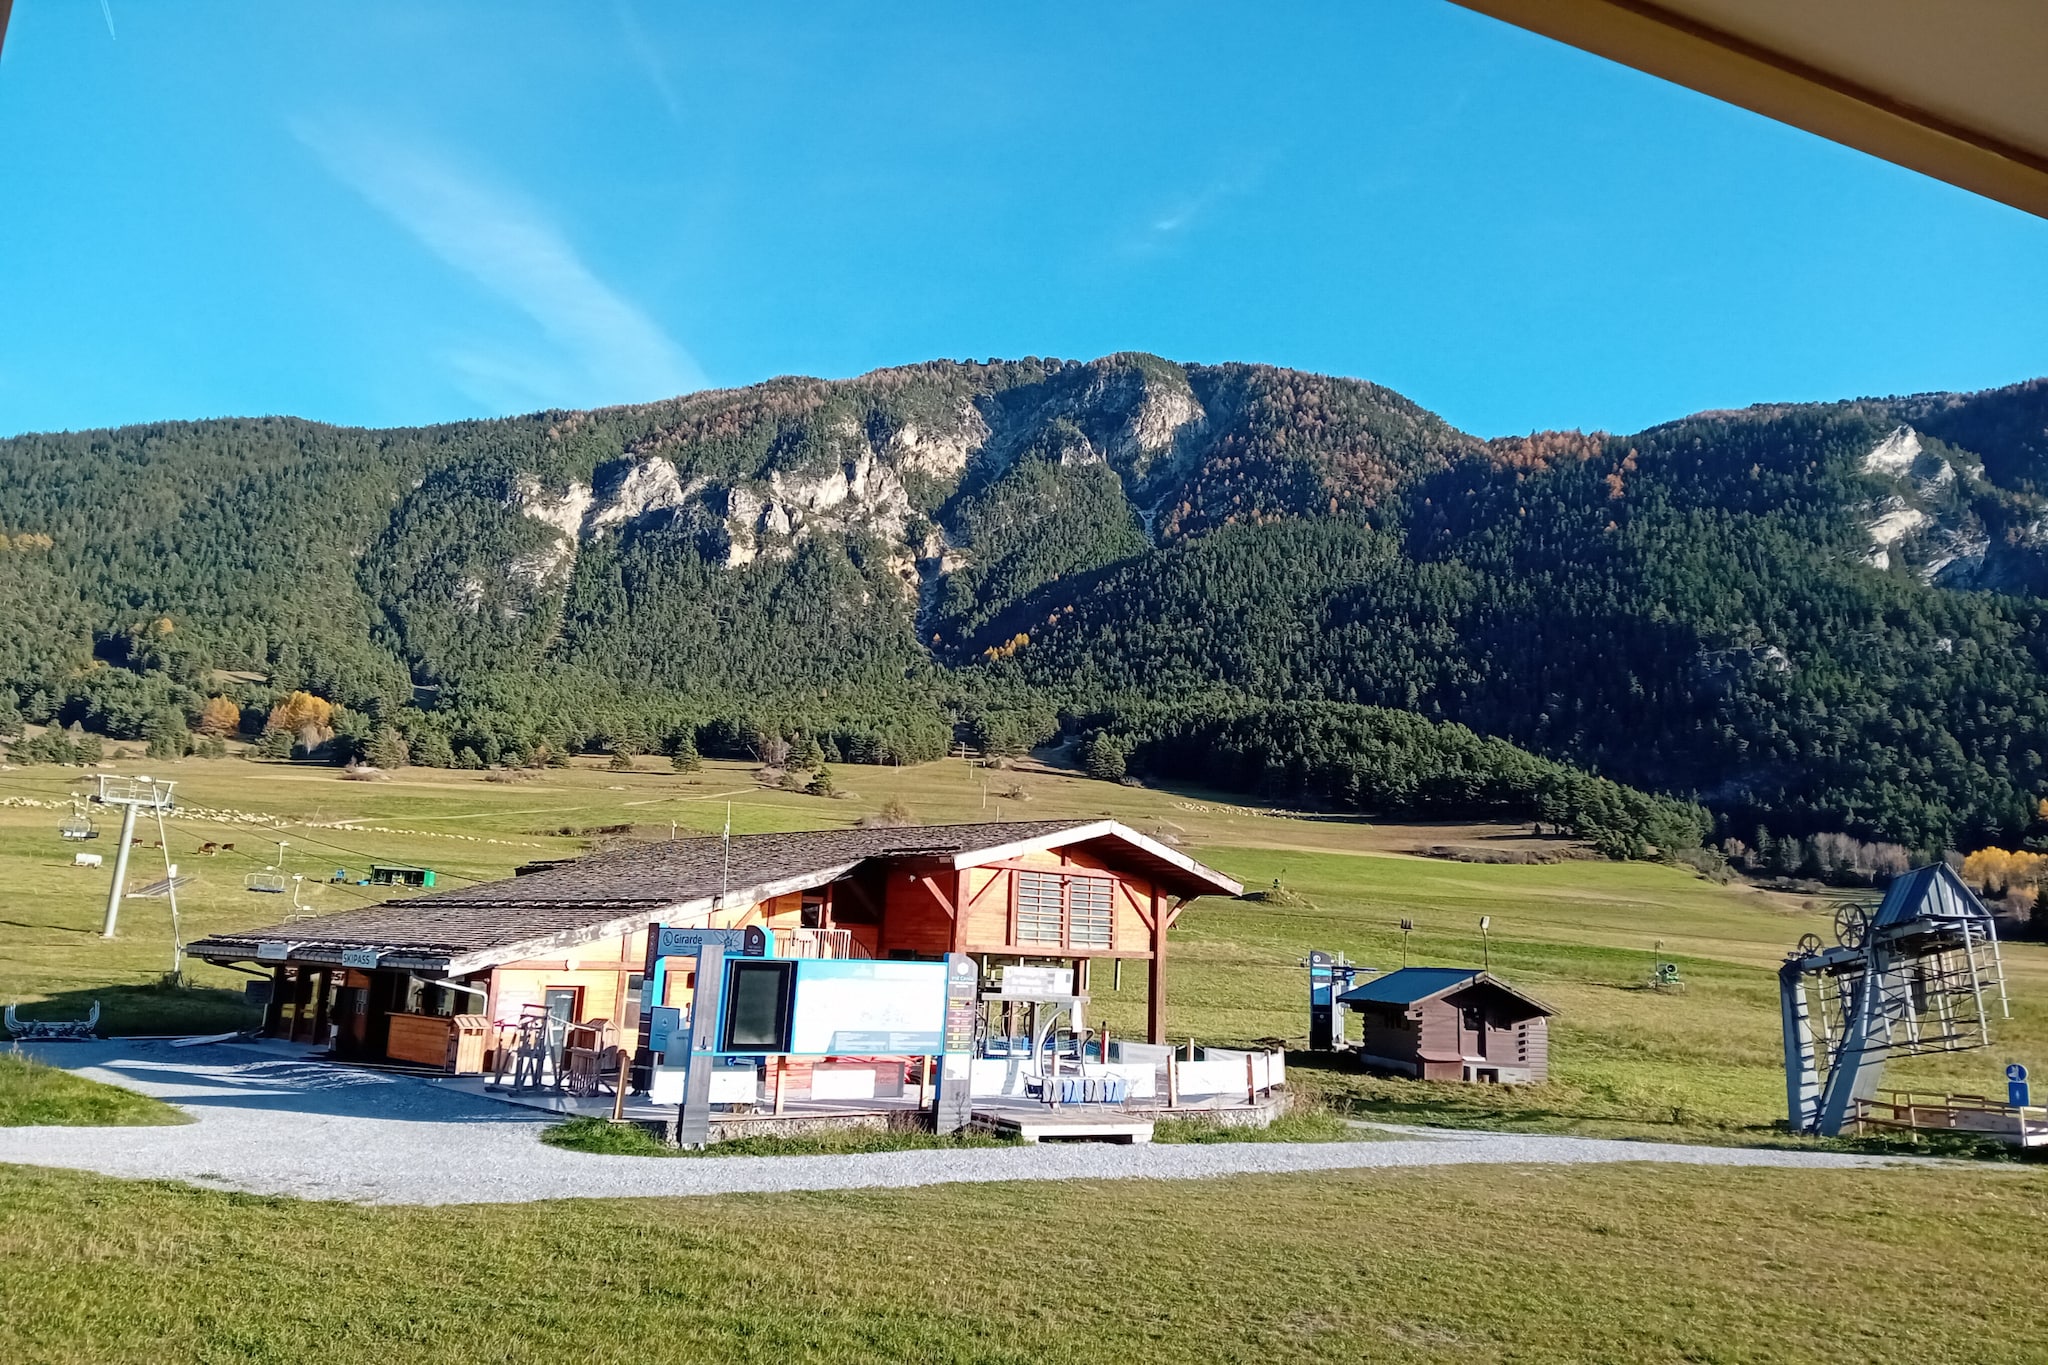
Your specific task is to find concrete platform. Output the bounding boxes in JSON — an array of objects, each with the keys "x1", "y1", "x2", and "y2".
[{"x1": 433, "y1": 1073, "x2": 928, "y2": 1132}]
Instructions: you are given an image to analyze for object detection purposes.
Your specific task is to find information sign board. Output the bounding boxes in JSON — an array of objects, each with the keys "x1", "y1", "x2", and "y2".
[
  {"x1": 255, "y1": 941, "x2": 291, "y2": 962},
  {"x1": 789, "y1": 960, "x2": 948, "y2": 1055},
  {"x1": 1000, "y1": 964, "x2": 1072, "y2": 997},
  {"x1": 943, "y1": 955, "x2": 978, "y2": 1055},
  {"x1": 647, "y1": 1005, "x2": 684, "y2": 1056},
  {"x1": 339, "y1": 948, "x2": 380, "y2": 970}
]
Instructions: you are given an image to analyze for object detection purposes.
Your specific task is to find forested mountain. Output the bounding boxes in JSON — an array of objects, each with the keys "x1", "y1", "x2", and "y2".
[{"x1": 3, "y1": 356, "x2": 2046, "y2": 855}]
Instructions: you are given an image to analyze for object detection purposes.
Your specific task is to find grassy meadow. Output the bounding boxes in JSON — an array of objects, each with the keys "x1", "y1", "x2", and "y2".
[
  {"x1": 0, "y1": 1053, "x2": 183, "y2": 1127},
  {"x1": 5, "y1": 752, "x2": 2048, "y2": 1362},
  {"x1": 2, "y1": 1159, "x2": 2044, "y2": 1364},
  {"x1": 2, "y1": 749, "x2": 2045, "y2": 1145}
]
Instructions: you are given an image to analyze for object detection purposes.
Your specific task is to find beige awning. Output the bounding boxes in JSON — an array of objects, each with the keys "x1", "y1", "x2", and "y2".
[{"x1": 1450, "y1": 0, "x2": 2048, "y2": 219}]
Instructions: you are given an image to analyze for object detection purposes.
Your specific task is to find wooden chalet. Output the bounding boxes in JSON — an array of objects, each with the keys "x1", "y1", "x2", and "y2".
[
  {"x1": 1336, "y1": 967, "x2": 1555, "y2": 1084},
  {"x1": 188, "y1": 819, "x2": 1241, "y2": 1071}
]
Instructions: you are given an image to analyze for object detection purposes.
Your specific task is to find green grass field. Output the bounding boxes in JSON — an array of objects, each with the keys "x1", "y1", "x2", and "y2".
[
  {"x1": 0, "y1": 1053, "x2": 183, "y2": 1127},
  {"x1": 3, "y1": 751, "x2": 2043, "y2": 1143},
  {"x1": 1, "y1": 1160, "x2": 2043, "y2": 1364},
  {"x1": 6, "y1": 753, "x2": 2048, "y2": 1361}
]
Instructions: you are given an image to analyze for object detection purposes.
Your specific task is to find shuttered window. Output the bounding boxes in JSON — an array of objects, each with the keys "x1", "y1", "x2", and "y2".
[
  {"x1": 1012, "y1": 871, "x2": 1115, "y2": 950},
  {"x1": 1068, "y1": 876, "x2": 1113, "y2": 949},
  {"x1": 1015, "y1": 873, "x2": 1065, "y2": 944}
]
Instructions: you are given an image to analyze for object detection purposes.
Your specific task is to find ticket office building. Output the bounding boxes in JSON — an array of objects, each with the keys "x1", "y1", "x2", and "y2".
[{"x1": 190, "y1": 819, "x2": 1243, "y2": 1069}]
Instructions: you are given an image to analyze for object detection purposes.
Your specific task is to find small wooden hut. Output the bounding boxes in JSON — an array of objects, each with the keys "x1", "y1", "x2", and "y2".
[{"x1": 1336, "y1": 967, "x2": 1554, "y2": 1083}]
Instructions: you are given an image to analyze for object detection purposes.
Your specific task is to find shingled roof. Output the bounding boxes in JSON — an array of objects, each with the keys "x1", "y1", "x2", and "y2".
[{"x1": 188, "y1": 818, "x2": 1240, "y2": 976}]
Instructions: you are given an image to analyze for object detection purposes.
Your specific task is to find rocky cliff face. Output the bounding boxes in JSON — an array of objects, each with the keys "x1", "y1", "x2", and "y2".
[
  {"x1": 1853, "y1": 422, "x2": 2048, "y2": 592},
  {"x1": 484, "y1": 353, "x2": 1456, "y2": 625},
  {"x1": 427, "y1": 360, "x2": 2048, "y2": 681}
]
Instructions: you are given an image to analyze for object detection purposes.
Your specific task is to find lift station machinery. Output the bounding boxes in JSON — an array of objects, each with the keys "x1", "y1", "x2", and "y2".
[{"x1": 1780, "y1": 864, "x2": 2008, "y2": 1137}]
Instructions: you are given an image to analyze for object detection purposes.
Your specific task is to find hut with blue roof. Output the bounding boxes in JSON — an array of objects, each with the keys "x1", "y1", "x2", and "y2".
[{"x1": 1336, "y1": 967, "x2": 1555, "y2": 1084}]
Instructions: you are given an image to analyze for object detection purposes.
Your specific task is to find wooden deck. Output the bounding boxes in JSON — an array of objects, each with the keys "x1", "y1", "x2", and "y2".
[{"x1": 973, "y1": 1104, "x2": 1155, "y2": 1144}]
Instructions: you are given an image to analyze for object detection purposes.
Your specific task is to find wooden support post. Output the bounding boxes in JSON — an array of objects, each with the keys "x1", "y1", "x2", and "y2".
[
  {"x1": 610, "y1": 1050, "x2": 630, "y2": 1123},
  {"x1": 942, "y1": 869, "x2": 970, "y2": 955},
  {"x1": 773, "y1": 1057, "x2": 786, "y2": 1116},
  {"x1": 1246, "y1": 1052, "x2": 1257, "y2": 1105},
  {"x1": 293, "y1": 970, "x2": 316, "y2": 1043},
  {"x1": 1147, "y1": 889, "x2": 1168, "y2": 1045},
  {"x1": 263, "y1": 966, "x2": 287, "y2": 1036},
  {"x1": 312, "y1": 969, "x2": 331, "y2": 1047},
  {"x1": 1166, "y1": 1055, "x2": 1179, "y2": 1109}
]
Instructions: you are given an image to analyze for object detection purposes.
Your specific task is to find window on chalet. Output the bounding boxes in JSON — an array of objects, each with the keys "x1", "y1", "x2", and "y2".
[
  {"x1": 1069, "y1": 876, "x2": 1112, "y2": 949},
  {"x1": 1016, "y1": 873, "x2": 1063, "y2": 944},
  {"x1": 1014, "y1": 871, "x2": 1114, "y2": 950}
]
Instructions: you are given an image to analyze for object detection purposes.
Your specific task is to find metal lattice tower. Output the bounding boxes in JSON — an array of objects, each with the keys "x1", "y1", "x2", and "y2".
[{"x1": 1779, "y1": 864, "x2": 2007, "y2": 1136}]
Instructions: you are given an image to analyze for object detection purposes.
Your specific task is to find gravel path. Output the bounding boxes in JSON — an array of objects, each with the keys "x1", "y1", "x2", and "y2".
[{"x1": 0, "y1": 1040, "x2": 1909, "y2": 1206}]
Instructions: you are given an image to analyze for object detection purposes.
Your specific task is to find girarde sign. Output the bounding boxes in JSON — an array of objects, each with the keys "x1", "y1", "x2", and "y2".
[
  {"x1": 255, "y1": 941, "x2": 292, "y2": 962},
  {"x1": 653, "y1": 925, "x2": 767, "y2": 959}
]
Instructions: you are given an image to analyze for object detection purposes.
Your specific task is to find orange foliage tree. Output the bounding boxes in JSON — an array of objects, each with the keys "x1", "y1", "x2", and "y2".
[{"x1": 195, "y1": 696, "x2": 241, "y2": 737}]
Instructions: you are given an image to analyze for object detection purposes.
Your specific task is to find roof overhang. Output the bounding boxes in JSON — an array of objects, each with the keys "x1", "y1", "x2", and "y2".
[
  {"x1": 947, "y1": 820, "x2": 1243, "y2": 899},
  {"x1": 439, "y1": 862, "x2": 863, "y2": 975},
  {"x1": 187, "y1": 861, "x2": 866, "y2": 977},
  {"x1": 1449, "y1": 0, "x2": 2048, "y2": 220},
  {"x1": 186, "y1": 823, "x2": 1242, "y2": 973}
]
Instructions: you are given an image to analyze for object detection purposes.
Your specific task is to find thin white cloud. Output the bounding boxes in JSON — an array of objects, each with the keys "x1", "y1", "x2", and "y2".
[
  {"x1": 615, "y1": 0, "x2": 688, "y2": 128},
  {"x1": 1124, "y1": 160, "x2": 1271, "y2": 257},
  {"x1": 295, "y1": 117, "x2": 704, "y2": 410}
]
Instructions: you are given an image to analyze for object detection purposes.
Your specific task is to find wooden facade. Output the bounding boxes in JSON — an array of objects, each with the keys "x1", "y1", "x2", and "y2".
[
  {"x1": 199, "y1": 820, "x2": 1240, "y2": 1069},
  {"x1": 1338, "y1": 968, "x2": 1555, "y2": 1084}
]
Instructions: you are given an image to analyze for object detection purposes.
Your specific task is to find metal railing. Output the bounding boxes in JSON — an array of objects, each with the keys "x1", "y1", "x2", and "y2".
[
  {"x1": 1851, "y1": 1089, "x2": 2048, "y2": 1146},
  {"x1": 771, "y1": 927, "x2": 868, "y2": 959}
]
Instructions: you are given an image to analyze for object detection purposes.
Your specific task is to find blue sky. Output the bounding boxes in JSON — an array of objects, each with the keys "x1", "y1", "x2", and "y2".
[{"x1": 1, "y1": 2, "x2": 2043, "y2": 440}]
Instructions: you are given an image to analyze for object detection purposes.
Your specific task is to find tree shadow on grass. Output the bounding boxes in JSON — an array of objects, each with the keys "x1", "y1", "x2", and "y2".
[{"x1": 5, "y1": 982, "x2": 260, "y2": 1039}]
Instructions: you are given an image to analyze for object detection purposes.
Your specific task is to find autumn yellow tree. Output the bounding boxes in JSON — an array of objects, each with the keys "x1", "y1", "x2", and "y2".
[
  {"x1": 195, "y1": 696, "x2": 241, "y2": 737},
  {"x1": 1962, "y1": 847, "x2": 2048, "y2": 896},
  {"x1": 265, "y1": 691, "x2": 334, "y2": 740}
]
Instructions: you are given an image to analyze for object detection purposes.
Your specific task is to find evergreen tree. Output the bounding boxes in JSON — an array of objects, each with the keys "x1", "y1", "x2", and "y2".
[{"x1": 367, "y1": 726, "x2": 410, "y2": 770}]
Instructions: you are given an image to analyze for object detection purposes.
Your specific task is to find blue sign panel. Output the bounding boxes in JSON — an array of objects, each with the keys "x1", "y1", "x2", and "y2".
[
  {"x1": 2011, "y1": 1081, "x2": 2032, "y2": 1109},
  {"x1": 655, "y1": 926, "x2": 766, "y2": 958},
  {"x1": 2006, "y1": 1062, "x2": 2029, "y2": 1083},
  {"x1": 647, "y1": 1005, "x2": 684, "y2": 1054}
]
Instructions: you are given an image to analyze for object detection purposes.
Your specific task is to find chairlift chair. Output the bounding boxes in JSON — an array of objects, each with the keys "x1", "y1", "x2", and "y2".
[
  {"x1": 59, "y1": 798, "x2": 98, "y2": 841},
  {"x1": 245, "y1": 870, "x2": 288, "y2": 894}
]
